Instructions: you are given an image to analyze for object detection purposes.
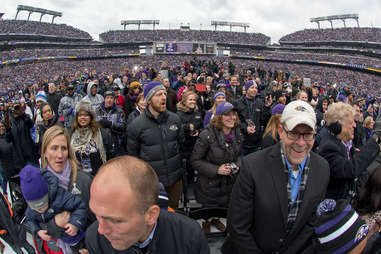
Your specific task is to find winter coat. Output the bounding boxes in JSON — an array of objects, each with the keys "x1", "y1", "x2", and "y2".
[
  {"x1": 82, "y1": 82, "x2": 104, "y2": 110},
  {"x1": 176, "y1": 105, "x2": 203, "y2": 158},
  {"x1": 234, "y1": 96, "x2": 271, "y2": 148},
  {"x1": 6, "y1": 114, "x2": 38, "y2": 170},
  {"x1": 85, "y1": 210, "x2": 210, "y2": 254},
  {"x1": 36, "y1": 115, "x2": 62, "y2": 152},
  {"x1": 96, "y1": 103, "x2": 126, "y2": 159},
  {"x1": 318, "y1": 133, "x2": 380, "y2": 201},
  {"x1": 126, "y1": 107, "x2": 142, "y2": 125},
  {"x1": 127, "y1": 109, "x2": 185, "y2": 187},
  {"x1": 0, "y1": 134, "x2": 16, "y2": 180},
  {"x1": 191, "y1": 125, "x2": 243, "y2": 207},
  {"x1": 58, "y1": 92, "x2": 83, "y2": 131},
  {"x1": 47, "y1": 92, "x2": 62, "y2": 116},
  {"x1": 124, "y1": 93, "x2": 138, "y2": 117},
  {"x1": 25, "y1": 170, "x2": 87, "y2": 241}
]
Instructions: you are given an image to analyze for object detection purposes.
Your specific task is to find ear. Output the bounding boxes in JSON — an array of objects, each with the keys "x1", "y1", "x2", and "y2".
[{"x1": 144, "y1": 205, "x2": 160, "y2": 226}]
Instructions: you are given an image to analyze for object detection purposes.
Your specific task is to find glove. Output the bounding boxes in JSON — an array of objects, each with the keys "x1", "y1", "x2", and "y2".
[
  {"x1": 68, "y1": 107, "x2": 74, "y2": 116},
  {"x1": 99, "y1": 118, "x2": 112, "y2": 128}
]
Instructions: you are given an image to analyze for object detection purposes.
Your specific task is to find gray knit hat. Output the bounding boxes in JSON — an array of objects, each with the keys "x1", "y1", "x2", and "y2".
[
  {"x1": 75, "y1": 100, "x2": 96, "y2": 120},
  {"x1": 143, "y1": 81, "x2": 166, "y2": 102}
]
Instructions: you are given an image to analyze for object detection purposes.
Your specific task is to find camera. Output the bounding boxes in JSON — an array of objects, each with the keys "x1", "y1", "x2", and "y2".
[{"x1": 228, "y1": 162, "x2": 239, "y2": 175}]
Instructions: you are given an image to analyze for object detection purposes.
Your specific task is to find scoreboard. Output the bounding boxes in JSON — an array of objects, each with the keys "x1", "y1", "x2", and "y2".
[{"x1": 154, "y1": 42, "x2": 216, "y2": 55}]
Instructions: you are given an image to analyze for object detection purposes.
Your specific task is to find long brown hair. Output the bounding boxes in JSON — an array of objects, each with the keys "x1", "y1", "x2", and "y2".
[
  {"x1": 41, "y1": 125, "x2": 79, "y2": 184},
  {"x1": 72, "y1": 111, "x2": 99, "y2": 136},
  {"x1": 210, "y1": 111, "x2": 240, "y2": 131},
  {"x1": 263, "y1": 114, "x2": 282, "y2": 141}
]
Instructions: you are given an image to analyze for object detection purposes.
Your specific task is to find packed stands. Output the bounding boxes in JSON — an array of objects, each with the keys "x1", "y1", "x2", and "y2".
[
  {"x1": 100, "y1": 29, "x2": 270, "y2": 45},
  {"x1": 279, "y1": 27, "x2": 381, "y2": 43},
  {"x1": 0, "y1": 20, "x2": 92, "y2": 40}
]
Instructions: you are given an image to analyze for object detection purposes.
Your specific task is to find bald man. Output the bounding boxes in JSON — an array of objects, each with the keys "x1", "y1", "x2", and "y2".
[{"x1": 85, "y1": 156, "x2": 210, "y2": 254}]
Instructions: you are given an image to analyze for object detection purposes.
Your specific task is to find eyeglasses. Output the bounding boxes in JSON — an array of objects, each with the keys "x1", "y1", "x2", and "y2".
[{"x1": 283, "y1": 126, "x2": 315, "y2": 141}]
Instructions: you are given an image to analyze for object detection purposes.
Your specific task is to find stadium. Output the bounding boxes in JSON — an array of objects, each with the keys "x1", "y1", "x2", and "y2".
[
  {"x1": 1, "y1": 6, "x2": 381, "y2": 98},
  {"x1": 2, "y1": 3, "x2": 381, "y2": 254}
]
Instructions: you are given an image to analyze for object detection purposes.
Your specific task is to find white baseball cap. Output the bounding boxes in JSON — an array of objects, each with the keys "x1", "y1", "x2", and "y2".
[{"x1": 281, "y1": 100, "x2": 316, "y2": 131}]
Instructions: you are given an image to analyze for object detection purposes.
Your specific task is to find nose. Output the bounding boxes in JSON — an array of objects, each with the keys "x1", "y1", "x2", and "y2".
[
  {"x1": 97, "y1": 218, "x2": 112, "y2": 236},
  {"x1": 295, "y1": 135, "x2": 307, "y2": 146}
]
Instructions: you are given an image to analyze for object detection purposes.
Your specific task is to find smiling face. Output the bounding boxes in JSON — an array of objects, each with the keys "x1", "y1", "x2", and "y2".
[
  {"x1": 77, "y1": 110, "x2": 91, "y2": 128},
  {"x1": 221, "y1": 111, "x2": 237, "y2": 129},
  {"x1": 338, "y1": 114, "x2": 356, "y2": 142},
  {"x1": 279, "y1": 124, "x2": 314, "y2": 168},
  {"x1": 185, "y1": 94, "x2": 197, "y2": 109},
  {"x1": 44, "y1": 134, "x2": 68, "y2": 173}
]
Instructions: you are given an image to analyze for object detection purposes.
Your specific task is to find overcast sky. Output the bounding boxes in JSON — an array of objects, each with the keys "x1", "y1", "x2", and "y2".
[{"x1": 2, "y1": 0, "x2": 381, "y2": 43}]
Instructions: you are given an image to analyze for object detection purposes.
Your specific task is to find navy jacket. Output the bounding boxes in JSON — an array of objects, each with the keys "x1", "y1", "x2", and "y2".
[{"x1": 25, "y1": 170, "x2": 87, "y2": 241}]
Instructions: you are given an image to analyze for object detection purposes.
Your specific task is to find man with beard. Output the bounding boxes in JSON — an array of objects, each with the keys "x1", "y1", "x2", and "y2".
[
  {"x1": 222, "y1": 100, "x2": 330, "y2": 254},
  {"x1": 96, "y1": 91, "x2": 126, "y2": 159},
  {"x1": 58, "y1": 84, "x2": 83, "y2": 134},
  {"x1": 82, "y1": 81, "x2": 104, "y2": 110},
  {"x1": 127, "y1": 81, "x2": 184, "y2": 210}
]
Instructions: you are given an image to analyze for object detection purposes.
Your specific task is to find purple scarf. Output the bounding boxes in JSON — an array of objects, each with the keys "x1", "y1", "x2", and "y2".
[{"x1": 47, "y1": 161, "x2": 71, "y2": 190}]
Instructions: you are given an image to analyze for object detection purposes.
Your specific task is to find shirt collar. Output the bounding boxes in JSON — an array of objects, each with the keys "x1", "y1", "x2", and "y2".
[
  {"x1": 134, "y1": 222, "x2": 157, "y2": 249},
  {"x1": 284, "y1": 155, "x2": 307, "y2": 173}
]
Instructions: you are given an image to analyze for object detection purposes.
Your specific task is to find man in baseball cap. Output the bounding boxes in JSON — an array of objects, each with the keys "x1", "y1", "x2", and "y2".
[{"x1": 223, "y1": 99, "x2": 330, "y2": 253}]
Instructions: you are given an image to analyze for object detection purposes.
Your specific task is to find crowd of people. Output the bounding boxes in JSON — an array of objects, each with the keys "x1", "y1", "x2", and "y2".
[
  {"x1": 2, "y1": 55, "x2": 381, "y2": 99},
  {"x1": 0, "y1": 56, "x2": 381, "y2": 253},
  {"x1": 99, "y1": 29, "x2": 271, "y2": 45},
  {"x1": 1, "y1": 48, "x2": 139, "y2": 62},
  {"x1": 0, "y1": 20, "x2": 92, "y2": 40},
  {"x1": 280, "y1": 27, "x2": 381, "y2": 43}
]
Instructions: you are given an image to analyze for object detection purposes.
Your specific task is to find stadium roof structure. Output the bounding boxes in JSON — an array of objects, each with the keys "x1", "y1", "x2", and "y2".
[
  {"x1": 211, "y1": 21, "x2": 250, "y2": 32},
  {"x1": 121, "y1": 20, "x2": 160, "y2": 30},
  {"x1": 15, "y1": 5, "x2": 62, "y2": 23},
  {"x1": 310, "y1": 14, "x2": 359, "y2": 29}
]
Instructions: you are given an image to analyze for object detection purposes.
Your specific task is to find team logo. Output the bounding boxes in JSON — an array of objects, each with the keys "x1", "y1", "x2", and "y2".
[
  {"x1": 295, "y1": 106, "x2": 307, "y2": 112},
  {"x1": 169, "y1": 125, "x2": 178, "y2": 131},
  {"x1": 355, "y1": 224, "x2": 369, "y2": 243}
]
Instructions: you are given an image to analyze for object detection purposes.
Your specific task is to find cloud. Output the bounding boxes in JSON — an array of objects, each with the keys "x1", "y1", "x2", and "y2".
[{"x1": 2, "y1": 0, "x2": 381, "y2": 43}]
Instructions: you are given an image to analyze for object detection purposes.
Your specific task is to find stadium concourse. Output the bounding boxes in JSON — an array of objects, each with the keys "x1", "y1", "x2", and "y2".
[{"x1": 2, "y1": 16, "x2": 381, "y2": 254}]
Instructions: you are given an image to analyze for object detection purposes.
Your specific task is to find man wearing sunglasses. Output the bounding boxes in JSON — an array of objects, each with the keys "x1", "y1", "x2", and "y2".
[{"x1": 222, "y1": 100, "x2": 330, "y2": 254}]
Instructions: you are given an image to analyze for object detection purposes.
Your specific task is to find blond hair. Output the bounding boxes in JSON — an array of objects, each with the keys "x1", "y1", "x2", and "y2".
[
  {"x1": 325, "y1": 102, "x2": 355, "y2": 126},
  {"x1": 41, "y1": 125, "x2": 79, "y2": 184}
]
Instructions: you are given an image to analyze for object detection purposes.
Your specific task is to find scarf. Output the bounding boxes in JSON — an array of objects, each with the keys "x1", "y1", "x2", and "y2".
[
  {"x1": 47, "y1": 161, "x2": 71, "y2": 190},
  {"x1": 71, "y1": 126, "x2": 107, "y2": 163},
  {"x1": 128, "y1": 93, "x2": 139, "y2": 101}
]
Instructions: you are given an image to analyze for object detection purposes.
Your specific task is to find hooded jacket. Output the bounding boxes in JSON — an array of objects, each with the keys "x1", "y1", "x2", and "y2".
[
  {"x1": 82, "y1": 82, "x2": 104, "y2": 110},
  {"x1": 58, "y1": 91, "x2": 83, "y2": 131}
]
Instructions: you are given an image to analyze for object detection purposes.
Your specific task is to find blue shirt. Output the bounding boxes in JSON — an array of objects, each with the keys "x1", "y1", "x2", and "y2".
[
  {"x1": 134, "y1": 222, "x2": 157, "y2": 249},
  {"x1": 284, "y1": 156, "x2": 307, "y2": 205}
]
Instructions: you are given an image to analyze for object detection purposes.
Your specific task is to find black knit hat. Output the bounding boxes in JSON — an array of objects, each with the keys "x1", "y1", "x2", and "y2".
[{"x1": 315, "y1": 199, "x2": 369, "y2": 254}]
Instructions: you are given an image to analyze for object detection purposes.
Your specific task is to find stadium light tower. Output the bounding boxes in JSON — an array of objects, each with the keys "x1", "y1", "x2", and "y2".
[
  {"x1": 310, "y1": 14, "x2": 359, "y2": 29},
  {"x1": 15, "y1": 5, "x2": 62, "y2": 23}
]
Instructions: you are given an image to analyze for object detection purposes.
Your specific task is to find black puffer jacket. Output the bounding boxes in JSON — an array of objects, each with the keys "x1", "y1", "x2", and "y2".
[
  {"x1": 176, "y1": 106, "x2": 203, "y2": 158},
  {"x1": 127, "y1": 109, "x2": 185, "y2": 187},
  {"x1": 319, "y1": 133, "x2": 380, "y2": 201},
  {"x1": 234, "y1": 96, "x2": 271, "y2": 148},
  {"x1": 191, "y1": 125, "x2": 243, "y2": 207}
]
